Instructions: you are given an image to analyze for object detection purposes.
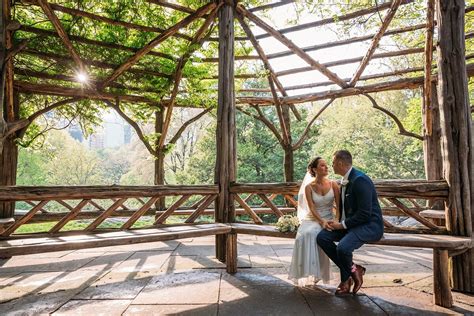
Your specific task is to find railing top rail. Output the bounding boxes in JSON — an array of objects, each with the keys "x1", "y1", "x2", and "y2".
[
  {"x1": 0, "y1": 185, "x2": 219, "y2": 201},
  {"x1": 231, "y1": 180, "x2": 449, "y2": 198}
]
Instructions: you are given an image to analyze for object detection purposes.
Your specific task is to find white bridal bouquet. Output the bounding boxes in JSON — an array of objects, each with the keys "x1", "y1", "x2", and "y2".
[{"x1": 276, "y1": 215, "x2": 300, "y2": 233}]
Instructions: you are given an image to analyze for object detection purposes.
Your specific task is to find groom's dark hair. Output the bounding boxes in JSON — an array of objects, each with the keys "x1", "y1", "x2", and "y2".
[
  {"x1": 334, "y1": 150, "x2": 352, "y2": 165},
  {"x1": 307, "y1": 156, "x2": 322, "y2": 177}
]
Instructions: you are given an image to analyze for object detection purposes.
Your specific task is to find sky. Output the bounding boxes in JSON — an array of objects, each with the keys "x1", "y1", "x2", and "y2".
[{"x1": 241, "y1": 1, "x2": 416, "y2": 97}]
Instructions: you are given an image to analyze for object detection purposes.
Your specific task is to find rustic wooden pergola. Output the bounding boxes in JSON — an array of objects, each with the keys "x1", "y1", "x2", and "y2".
[{"x1": 0, "y1": 0, "x2": 472, "y2": 308}]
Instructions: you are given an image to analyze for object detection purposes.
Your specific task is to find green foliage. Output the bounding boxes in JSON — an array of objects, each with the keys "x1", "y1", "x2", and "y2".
[{"x1": 311, "y1": 93, "x2": 424, "y2": 179}]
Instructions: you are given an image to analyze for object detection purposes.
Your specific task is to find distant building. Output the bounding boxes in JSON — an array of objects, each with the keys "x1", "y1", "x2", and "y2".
[
  {"x1": 84, "y1": 110, "x2": 134, "y2": 149},
  {"x1": 124, "y1": 125, "x2": 132, "y2": 144},
  {"x1": 88, "y1": 131, "x2": 105, "y2": 149},
  {"x1": 68, "y1": 124, "x2": 83, "y2": 142}
]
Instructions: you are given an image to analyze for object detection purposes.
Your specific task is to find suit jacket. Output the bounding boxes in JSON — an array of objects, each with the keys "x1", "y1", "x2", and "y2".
[{"x1": 339, "y1": 168, "x2": 384, "y2": 242}]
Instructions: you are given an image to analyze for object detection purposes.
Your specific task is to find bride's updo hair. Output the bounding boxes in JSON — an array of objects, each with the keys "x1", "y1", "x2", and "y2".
[{"x1": 307, "y1": 157, "x2": 322, "y2": 177}]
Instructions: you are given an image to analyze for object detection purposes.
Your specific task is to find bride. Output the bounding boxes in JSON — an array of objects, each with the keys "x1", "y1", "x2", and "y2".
[{"x1": 288, "y1": 157, "x2": 340, "y2": 285}]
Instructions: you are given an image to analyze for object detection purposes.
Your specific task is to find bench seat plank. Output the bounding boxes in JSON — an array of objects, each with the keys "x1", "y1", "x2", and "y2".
[
  {"x1": 230, "y1": 223, "x2": 472, "y2": 250},
  {"x1": 0, "y1": 223, "x2": 231, "y2": 257}
]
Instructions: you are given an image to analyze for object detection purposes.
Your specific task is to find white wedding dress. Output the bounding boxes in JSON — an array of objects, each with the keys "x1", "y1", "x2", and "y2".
[{"x1": 288, "y1": 173, "x2": 333, "y2": 285}]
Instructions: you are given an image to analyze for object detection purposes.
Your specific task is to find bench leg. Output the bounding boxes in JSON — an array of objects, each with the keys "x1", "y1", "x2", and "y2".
[
  {"x1": 226, "y1": 232, "x2": 237, "y2": 274},
  {"x1": 433, "y1": 249, "x2": 453, "y2": 307}
]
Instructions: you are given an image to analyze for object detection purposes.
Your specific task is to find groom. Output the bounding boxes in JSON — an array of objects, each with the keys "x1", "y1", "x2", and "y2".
[{"x1": 317, "y1": 150, "x2": 384, "y2": 295}]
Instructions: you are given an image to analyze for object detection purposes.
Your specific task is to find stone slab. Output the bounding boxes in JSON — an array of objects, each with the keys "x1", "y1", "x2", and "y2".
[
  {"x1": 52, "y1": 299, "x2": 131, "y2": 315},
  {"x1": 219, "y1": 284, "x2": 313, "y2": 316},
  {"x1": 300, "y1": 287, "x2": 385, "y2": 315},
  {"x1": 362, "y1": 286, "x2": 473, "y2": 315},
  {"x1": 74, "y1": 271, "x2": 152, "y2": 300},
  {"x1": 133, "y1": 270, "x2": 221, "y2": 304},
  {"x1": 111, "y1": 251, "x2": 170, "y2": 273},
  {"x1": 124, "y1": 304, "x2": 218, "y2": 316}
]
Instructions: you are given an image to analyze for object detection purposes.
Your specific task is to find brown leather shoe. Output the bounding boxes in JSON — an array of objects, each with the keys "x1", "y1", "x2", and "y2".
[
  {"x1": 335, "y1": 277, "x2": 353, "y2": 296},
  {"x1": 351, "y1": 264, "x2": 366, "y2": 294}
]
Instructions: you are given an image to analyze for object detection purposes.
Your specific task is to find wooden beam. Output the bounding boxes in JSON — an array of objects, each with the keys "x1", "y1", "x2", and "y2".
[
  {"x1": 215, "y1": 1, "x2": 237, "y2": 262},
  {"x1": 14, "y1": 67, "x2": 165, "y2": 95},
  {"x1": 100, "y1": 2, "x2": 216, "y2": 88},
  {"x1": 236, "y1": 63, "x2": 474, "y2": 105},
  {"x1": 209, "y1": 0, "x2": 415, "y2": 41},
  {"x1": 21, "y1": 49, "x2": 172, "y2": 79},
  {"x1": 252, "y1": 0, "x2": 415, "y2": 41},
  {"x1": 276, "y1": 47, "x2": 424, "y2": 77},
  {"x1": 48, "y1": 199, "x2": 89, "y2": 234},
  {"x1": 264, "y1": 23, "x2": 427, "y2": 60},
  {"x1": 236, "y1": 13, "x2": 289, "y2": 143},
  {"x1": 158, "y1": 7, "x2": 218, "y2": 148},
  {"x1": 85, "y1": 198, "x2": 127, "y2": 231},
  {"x1": 22, "y1": 0, "x2": 193, "y2": 41},
  {"x1": 234, "y1": 194, "x2": 263, "y2": 224},
  {"x1": 185, "y1": 194, "x2": 217, "y2": 223},
  {"x1": 154, "y1": 194, "x2": 192, "y2": 224},
  {"x1": 236, "y1": 4, "x2": 349, "y2": 88},
  {"x1": 249, "y1": 0, "x2": 295, "y2": 13},
  {"x1": 36, "y1": 0, "x2": 86, "y2": 72},
  {"x1": 14, "y1": 81, "x2": 162, "y2": 105},
  {"x1": 423, "y1": 0, "x2": 436, "y2": 136},
  {"x1": 147, "y1": 0, "x2": 195, "y2": 14},
  {"x1": 349, "y1": 0, "x2": 403, "y2": 86},
  {"x1": 20, "y1": 25, "x2": 175, "y2": 61},
  {"x1": 1, "y1": 200, "x2": 48, "y2": 236}
]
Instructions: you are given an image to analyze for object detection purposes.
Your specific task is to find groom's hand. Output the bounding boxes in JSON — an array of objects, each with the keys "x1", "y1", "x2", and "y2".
[{"x1": 328, "y1": 220, "x2": 344, "y2": 230}]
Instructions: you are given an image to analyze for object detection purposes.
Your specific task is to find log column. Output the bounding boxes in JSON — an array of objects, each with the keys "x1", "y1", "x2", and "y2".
[
  {"x1": 436, "y1": 0, "x2": 473, "y2": 295},
  {"x1": 0, "y1": 0, "x2": 17, "y2": 221},
  {"x1": 154, "y1": 109, "x2": 166, "y2": 213},
  {"x1": 423, "y1": 83, "x2": 444, "y2": 209},
  {"x1": 215, "y1": 0, "x2": 236, "y2": 262},
  {"x1": 282, "y1": 105, "x2": 294, "y2": 183}
]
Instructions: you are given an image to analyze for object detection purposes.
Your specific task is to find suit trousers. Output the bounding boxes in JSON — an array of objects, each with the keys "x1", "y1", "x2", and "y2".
[{"x1": 317, "y1": 229, "x2": 364, "y2": 282}]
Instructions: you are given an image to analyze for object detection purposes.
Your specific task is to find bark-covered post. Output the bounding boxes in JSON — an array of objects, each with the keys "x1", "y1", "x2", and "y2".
[
  {"x1": 215, "y1": 0, "x2": 236, "y2": 262},
  {"x1": 282, "y1": 105, "x2": 294, "y2": 183},
  {"x1": 423, "y1": 83, "x2": 444, "y2": 209},
  {"x1": 0, "y1": 0, "x2": 17, "y2": 221},
  {"x1": 154, "y1": 109, "x2": 166, "y2": 213},
  {"x1": 436, "y1": 0, "x2": 473, "y2": 295}
]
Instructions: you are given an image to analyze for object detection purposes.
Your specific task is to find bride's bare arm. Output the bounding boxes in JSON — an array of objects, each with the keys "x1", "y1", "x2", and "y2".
[
  {"x1": 305, "y1": 184, "x2": 330, "y2": 229},
  {"x1": 332, "y1": 181, "x2": 341, "y2": 220}
]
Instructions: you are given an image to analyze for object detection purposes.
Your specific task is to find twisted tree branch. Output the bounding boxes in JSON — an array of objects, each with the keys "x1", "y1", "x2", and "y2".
[{"x1": 363, "y1": 93, "x2": 423, "y2": 140}]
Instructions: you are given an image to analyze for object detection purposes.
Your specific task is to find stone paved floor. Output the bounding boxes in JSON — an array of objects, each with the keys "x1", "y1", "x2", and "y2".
[{"x1": 1, "y1": 235, "x2": 473, "y2": 315}]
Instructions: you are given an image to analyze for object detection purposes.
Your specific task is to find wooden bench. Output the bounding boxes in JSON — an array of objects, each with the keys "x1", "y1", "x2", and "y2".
[
  {"x1": 226, "y1": 223, "x2": 472, "y2": 308},
  {"x1": 0, "y1": 223, "x2": 231, "y2": 258}
]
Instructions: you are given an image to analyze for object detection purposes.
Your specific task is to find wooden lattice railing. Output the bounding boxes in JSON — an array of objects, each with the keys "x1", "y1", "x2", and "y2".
[
  {"x1": 230, "y1": 180, "x2": 449, "y2": 234},
  {"x1": 0, "y1": 185, "x2": 219, "y2": 237},
  {"x1": 0, "y1": 180, "x2": 449, "y2": 238}
]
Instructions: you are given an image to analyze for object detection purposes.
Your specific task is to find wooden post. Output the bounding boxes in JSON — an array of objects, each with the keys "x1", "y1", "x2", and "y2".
[
  {"x1": 433, "y1": 249, "x2": 453, "y2": 307},
  {"x1": 154, "y1": 109, "x2": 166, "y2": 213},
  {"x1": 215, "y1": 0, "x2": 236, "y2": 262},
  {"x1": 436, "y1": 0, "x2": 474, "y2": 293},
  {"x1": 226, "y1": 232, "x2": 237, "y2": 273},
  {"x1": 423, "y1": 83, "x2": 444, "y2": 209},
  {"x1": 0, "y1": 0, "x2": 17, "y2": 221},
  {"x1": 282, "y1": 105, "x2": 294, "y2": 183}
]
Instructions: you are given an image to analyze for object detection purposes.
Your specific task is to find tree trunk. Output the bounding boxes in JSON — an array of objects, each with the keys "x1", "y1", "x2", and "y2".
[
  {"x1": 436, "y1": 0, "x2": 473, "y2": 294},
  {"x1": 282, "y1": 105, "x2": 294, "y2": 182},
  {"x1": 0, "y1": 136, "x2": 17, "y2": 218},
  {"x1": 423, "y1": 82, "x2": 444, "y2": 209},
  {"x1": 0, "y1": 0, "x2": 17, "y2": 220},
  {"x1": 283, "y1": 145, "x2": 294, "y2": 183},
  {"x1": 154, "y1": 110, "x2": 165, "y2": 212},
  {"x1": 215, "y1": 2, "x2": 236, "y2": 262}
]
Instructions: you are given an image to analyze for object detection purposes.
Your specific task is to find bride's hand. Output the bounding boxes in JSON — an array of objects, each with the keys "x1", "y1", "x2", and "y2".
[{"x1": 320, "y1": 220, "x2": 332, "y2": 231}]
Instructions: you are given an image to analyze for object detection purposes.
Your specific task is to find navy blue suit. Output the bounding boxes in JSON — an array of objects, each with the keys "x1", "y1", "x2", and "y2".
[{"x1": 317, "y1": 168, "x2": 384, "y2": 282}]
